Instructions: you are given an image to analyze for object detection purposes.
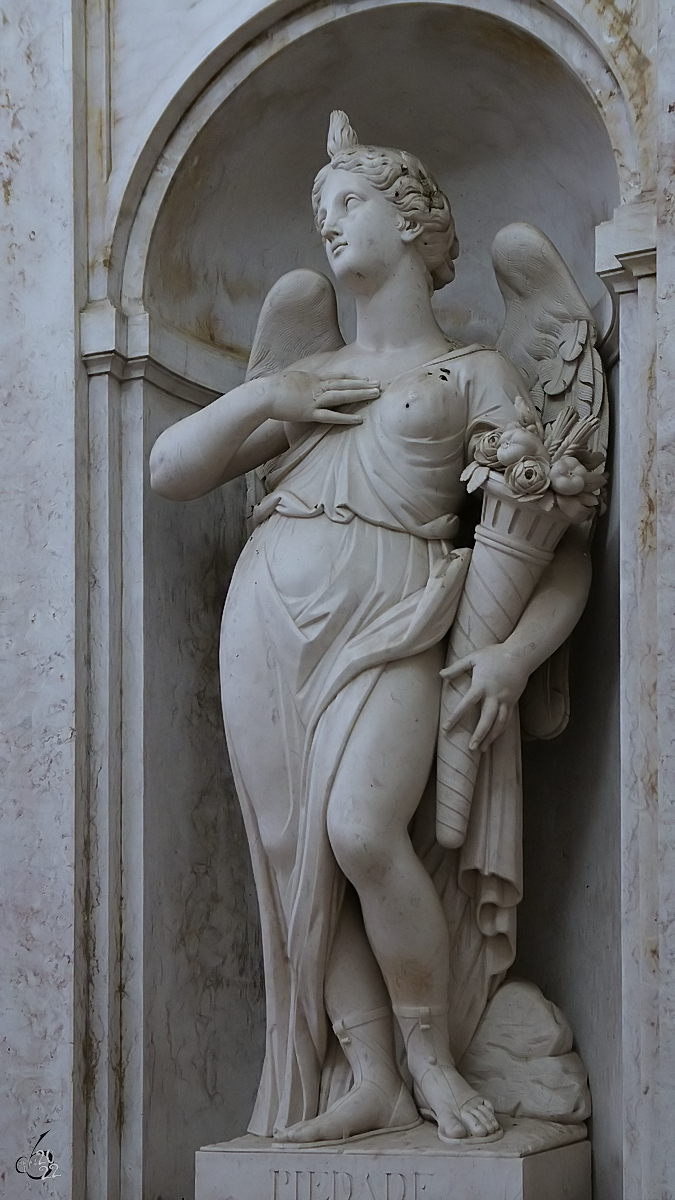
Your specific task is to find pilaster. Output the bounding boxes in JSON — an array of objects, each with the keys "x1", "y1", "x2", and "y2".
[{"x1": 596, "y1": 202, "x2": 660, "y2": 1200}]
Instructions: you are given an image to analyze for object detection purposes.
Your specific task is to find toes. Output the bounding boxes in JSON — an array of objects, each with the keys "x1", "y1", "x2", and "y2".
[
  {"x1": 462, "y1": 1108, "x2": 490, "y2": 1137},
  {"x1": 283, "y1": 1123, "x2": 310, "y2": 1143},
  {"x1": 274, "y1": 1128, "x2": 295, "y2": 1143},
  {"x1": 281, "y1": 1118, "x2": 329, "y2": 1143},
  {"x1": 438, "y1": 1112, "x2": 466, "y2": 1140},
  {"x1": 475, "y1": 1099, "x2": 500, "y2": 1135},
  {"x1": 461, "y1": 1101, "x2": 500, "y2": 1137},
  {"x1": 473, "y1": 1104, "x2": 494, "y2": 1132}
]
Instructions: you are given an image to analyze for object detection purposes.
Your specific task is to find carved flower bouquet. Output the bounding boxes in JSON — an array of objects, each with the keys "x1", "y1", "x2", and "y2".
[{"x1": 437, "y1": 397, "x2": 606, "y2": 849}]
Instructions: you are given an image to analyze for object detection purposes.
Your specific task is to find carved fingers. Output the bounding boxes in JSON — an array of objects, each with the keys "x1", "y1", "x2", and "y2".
[
  {"x1": 270, "y1": 371, "x2": 380, "y2": 425},
  {"x1": 440, "y1": 654, "x2": 484, "y2": 738},
  {"x1": 474, "y1": 700, "x2": 512, "y2": 751},
  {"x1": 442, "y1": 683, "x2": 508, "y2": 752},
  {"x1": 441, "y1": 682, "x2": 481, "y2": 733},
  {"x1": 439, "y1": 654, "x2": 475, "y2": 683},
  {"x1": 440, "y1": 646, "x2": 530, "y2": 751},
  {"x1": 312, "y1": 376, "x2": 381, "y2": 424},
  {"x1": 469, "y1": 696, "x2": 501, "y2": 751}
]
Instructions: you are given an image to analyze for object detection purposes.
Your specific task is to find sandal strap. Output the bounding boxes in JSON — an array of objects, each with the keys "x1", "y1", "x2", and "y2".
[
  {"x1": 392, "y1": 1003, "x2": 447, "y2": 1029},
  {"x1": 333, "y1": 1005, "x2": 391, "y2": 1045}
]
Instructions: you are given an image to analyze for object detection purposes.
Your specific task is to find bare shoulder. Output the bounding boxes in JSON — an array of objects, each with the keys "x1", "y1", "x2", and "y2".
[
  {"x1": 449, "y1": 346, "x2": 519, "y2": 379},
  {"x1": 446, "y1": 346, "x2": 530, "y2": 401}
]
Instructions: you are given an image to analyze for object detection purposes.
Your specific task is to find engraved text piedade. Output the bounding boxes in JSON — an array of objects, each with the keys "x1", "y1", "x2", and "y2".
[{"x1": 271, "y1": 1168, "x2": 435, "y2": 1200}]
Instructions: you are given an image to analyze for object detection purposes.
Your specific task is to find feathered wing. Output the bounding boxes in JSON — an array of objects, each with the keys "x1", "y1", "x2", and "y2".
[
  {"x1": 491, "y1": 223, "x2": 609, "y2": 739},
  {"x1": 493, "y1": 223, "x2": 608, "y2": 459},
  {"x1": 246, "y1": 268, "x2": 345, "y2": 381},
  {"x1": 244, "y1": 268, "x2": 345, "y2": 517}
]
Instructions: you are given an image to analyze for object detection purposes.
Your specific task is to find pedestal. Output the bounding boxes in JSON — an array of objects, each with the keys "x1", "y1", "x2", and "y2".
[{"x1": 195, "y1": 1117, "x2": 590, "y2": 1200}]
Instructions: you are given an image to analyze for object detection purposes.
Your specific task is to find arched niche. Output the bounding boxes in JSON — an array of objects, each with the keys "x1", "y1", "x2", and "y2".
[
  {"x1": 143, "y1": 3, "x2": 620, "y2": 358},
  {"x1": 103, "y1": 5, "x2": 626, "y2": 1198}
]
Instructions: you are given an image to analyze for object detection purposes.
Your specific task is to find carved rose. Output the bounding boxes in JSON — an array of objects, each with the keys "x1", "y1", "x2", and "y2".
[
  {"x1": 473, "y1": 429, "x2": 502, "y2": 466},
  {"x1": 504, "y1": 457, "x2": 551, "y2": 499},
  {"x1": 497, "y1": 425, "x2": 547, "y2": 466}
]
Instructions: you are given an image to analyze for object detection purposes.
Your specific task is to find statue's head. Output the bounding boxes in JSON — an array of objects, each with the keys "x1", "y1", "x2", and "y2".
[{"x1": 312, "y1": 111, "x2": 459, "y2": 292}]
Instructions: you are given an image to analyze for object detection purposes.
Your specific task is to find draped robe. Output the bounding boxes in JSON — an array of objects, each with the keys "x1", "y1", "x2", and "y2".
[{"x1": 220, "y1": 346, "x2": 528, "y2": 1135}]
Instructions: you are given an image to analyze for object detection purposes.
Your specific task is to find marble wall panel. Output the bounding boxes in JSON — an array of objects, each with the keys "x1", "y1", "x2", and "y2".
[
  {"x1": 654, "y1": 6, "x2": 675, "y2": 1192},
  {"x1": 0, "y1": 2, "x2": 86, "y2": 1196}
]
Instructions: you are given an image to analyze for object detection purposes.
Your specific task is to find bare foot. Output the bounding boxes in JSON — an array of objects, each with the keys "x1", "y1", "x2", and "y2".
[
  {"x1": 395, "y1": 1005, "x2": 502, "y2": 1143},
  {"x1": 275, "y1": 1079, "x2": 420, "y2": 1145},
  {"x1": 411, "y1": 1063, "x2": 501, "y2": 1141}
]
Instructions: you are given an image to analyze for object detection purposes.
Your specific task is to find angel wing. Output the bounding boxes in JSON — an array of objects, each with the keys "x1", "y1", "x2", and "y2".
[
  {"x1": 244, "y1": 268, "x2": 344, "y2": 518},
  {"x1": 491, "y1": 223, "x2": 609, "y2": 740},
  {"x1": 493, "y1": 222, "x2": 608, "y2": 459},
  {"x1": 246, "y1": 268, "x2": 344, "y2": 381}
]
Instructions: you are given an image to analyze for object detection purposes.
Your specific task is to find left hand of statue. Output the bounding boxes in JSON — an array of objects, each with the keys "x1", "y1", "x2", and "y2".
[{"x1": 440, "y1": 645, "x2": 531, "y2": 752}]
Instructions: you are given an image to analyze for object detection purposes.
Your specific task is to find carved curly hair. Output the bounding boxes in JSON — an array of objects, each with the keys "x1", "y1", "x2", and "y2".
[{"x1": 312, "y1": 111, "x2": 459, "y2": 291}]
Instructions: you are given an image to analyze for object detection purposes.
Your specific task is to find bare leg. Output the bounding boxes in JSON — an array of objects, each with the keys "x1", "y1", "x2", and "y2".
[
  {"x1": 326, "y1": 645, "x2": 499, "y2": 1140},
  {"x1": 325, "y1": 886, "x2": 391, "y2": 1015}
]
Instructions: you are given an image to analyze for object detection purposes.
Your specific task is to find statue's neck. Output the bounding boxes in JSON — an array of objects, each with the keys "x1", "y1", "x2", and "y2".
[{"x1": 353, "y1": 258, "x2": 447, "y2": 355}]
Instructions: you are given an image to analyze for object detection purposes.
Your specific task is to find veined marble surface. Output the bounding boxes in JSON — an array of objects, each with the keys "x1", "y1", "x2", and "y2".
[
  {"x1": 654, "y1": 14, "x2": 675, "y2": 1200},
  {"x1": 0, "y1": 2, "x2": 84, "y2": 1196}
]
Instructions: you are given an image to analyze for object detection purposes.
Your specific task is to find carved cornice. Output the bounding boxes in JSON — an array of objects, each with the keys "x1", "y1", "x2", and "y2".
[
  {"x1": 595, "y1": 200, "x2": 657, "y2": 294},
  {"x1": 80, "y1": 300, "x2": 245, "y2": 405},
  {"x1": 82, "y1": 350, "x2": 127, "y2": 381}
]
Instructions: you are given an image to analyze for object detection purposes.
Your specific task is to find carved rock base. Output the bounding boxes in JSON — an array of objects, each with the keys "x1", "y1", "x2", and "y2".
[{"x1": 195, "y1": 1117, "x2": 590, "y2": 1200}]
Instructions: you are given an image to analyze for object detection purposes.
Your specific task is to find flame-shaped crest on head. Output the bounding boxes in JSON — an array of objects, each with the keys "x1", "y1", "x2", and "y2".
[{"x1": 327, "y1": 111, "x2": 359, "y2": 159}]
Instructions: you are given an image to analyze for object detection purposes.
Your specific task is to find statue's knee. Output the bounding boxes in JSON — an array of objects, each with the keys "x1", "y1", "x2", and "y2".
[{"x1": 327, "y1": 809, "x2": 387, "y2": 884}]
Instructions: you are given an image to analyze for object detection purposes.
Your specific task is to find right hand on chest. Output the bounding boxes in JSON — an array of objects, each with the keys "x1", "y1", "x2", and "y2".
[{"x1": 270, "y1": 371, "x2": 380, "y2": 426}]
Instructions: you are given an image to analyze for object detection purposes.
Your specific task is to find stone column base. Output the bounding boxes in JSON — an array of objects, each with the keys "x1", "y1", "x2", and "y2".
[{"x1": 195, "y1": 1117, "x2": 590, "y2": 1200}]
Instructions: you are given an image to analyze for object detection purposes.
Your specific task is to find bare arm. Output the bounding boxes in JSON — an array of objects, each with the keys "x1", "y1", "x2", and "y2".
[
  {"x1": 442, "y1": 526, "x2": 592, "y2": 749},
  {"x1": 496, "y1": 526, "x2": 591, "y2": 671},
  {"x1": 213, "y1": 418, "x2": 290, "y2": 488},
  {"x1": 150, "y1": 377, "x2": 279, "y2": 500},
  {"x1": 149, "y1": 369, "x2": 380, "y2": 501}
]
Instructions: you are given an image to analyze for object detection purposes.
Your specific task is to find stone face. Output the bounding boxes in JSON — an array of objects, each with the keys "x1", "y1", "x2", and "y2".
[{"x1": 195, "y1": 1120, "x2": 590, "y2": 1200}]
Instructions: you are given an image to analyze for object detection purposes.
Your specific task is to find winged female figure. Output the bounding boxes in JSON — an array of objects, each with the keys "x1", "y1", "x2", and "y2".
[{"x1": 150, "y1": 112, "x2": 602, "y2": 1146}]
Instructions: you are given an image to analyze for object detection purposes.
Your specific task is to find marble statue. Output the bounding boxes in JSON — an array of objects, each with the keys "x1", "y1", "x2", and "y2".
[{"x1": 150, "y1": 112, "x2": 605, "y2": 1148}]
